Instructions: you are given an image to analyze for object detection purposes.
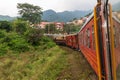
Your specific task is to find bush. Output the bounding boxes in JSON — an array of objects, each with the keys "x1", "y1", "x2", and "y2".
[
  {"x1": 47, "y1": 42, "x2": 56, "y2": 49},
  {"x1": 0, "y1": 30, "x2": 6, "y2": 38},
  {"x1": 25, "y1": 28, "x2": 43, "y2": 46},
  {"x1": 0, "y1": 21, "x2": 12, "y2": 32},
  {"x1": 40, "y1": 36, "x2": 53, "y2": 43},
  {"x1": 40, "y1": 36, "x2": 56, "y2": 49},
  {"x1": 13, "y1": 20, "x2": 29, "y2": 34},
  {"x1": 5, "y1": 32, "x2": 30, "y2": 53},
  {"x1": 0, "y1": 43, "x2": 9, "y2": 56}
]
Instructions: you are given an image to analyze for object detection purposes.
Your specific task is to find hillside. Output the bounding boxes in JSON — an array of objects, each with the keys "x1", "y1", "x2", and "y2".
[
  {"x1": 0, "y1": 15, "x2": 16, "y2": 21},
  {"x1": 42, "y1": 10, "x2": 92, "y2": 22},
  {"x1": 113, "y1": 2, "x2": 120, "y2": 11},
  {"x1": 0, "y1": 2, "x2": 119, "y2": 22},
  {"x1": 0, "y1": 10, "x2": 92, "y2": 22}
]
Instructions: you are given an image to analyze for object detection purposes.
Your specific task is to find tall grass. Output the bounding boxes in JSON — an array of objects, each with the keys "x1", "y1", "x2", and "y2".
[
  {"x1": 0, "y1": 43, "x2": 67, "y2": 80},
  {"x1": 0, "y1": 20, "x2": 67, "y2": 80}
]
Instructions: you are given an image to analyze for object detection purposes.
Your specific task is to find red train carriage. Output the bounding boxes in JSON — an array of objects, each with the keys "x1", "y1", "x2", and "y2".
[
  {"x1": 54, "y1": 35, "x2": 66, "y2": 45},
  {"x1": 56, "y1": 1, "x2": 119, "y2": 80},
  {"x1": 78, "y1": 13, "x2": 98, "y2": 75},
  {"x1": 65, "y1": 34, "x2": 78, "y2": 49},
  {"x1": 78, "y1": 3, "x2": 117, "y2": 80},
  {"x1": 65, "y1": 35, "x2": 72, "y2": 47},
  {"x1": 112, "y1": 15, "x2": 120, "y2": 80},
  {"x1": 72, "y1": 34, "x2": 79, "y2": 49}
]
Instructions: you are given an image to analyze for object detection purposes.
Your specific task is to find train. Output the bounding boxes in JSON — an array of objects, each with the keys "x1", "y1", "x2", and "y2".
[{"x1": 54, "y1": 0, "x2": 120, "y2": 80}]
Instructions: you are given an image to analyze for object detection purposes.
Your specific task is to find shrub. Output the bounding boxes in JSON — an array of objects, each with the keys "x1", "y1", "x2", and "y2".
[
  {"x1": 0, "y1": 30, "x2": 6, "y2": 38},
  {"x1": 13, "y1": 20, "x2": 29, "y2": 34},
  {"x1": 0, "y1": 43, "x2": 9, "y2": 56},
  {"x1": 0, "y1": 21, "x2": 12, "y2": 32},
  {"x1": 25, "y1": 28, "x2": 43, "y2": 46},
  {"x1": 6, "y1": 32, "x2": 29, "y2": 52},
  {"x1": 40, "y1": 36, "x2": 56, "y2": 49},
  {"x1": 41, "y1": 36, "x2": 51, "y2": 42},
  {"x1": 9, "y1": 38, "x2": 29, "y2": 52}
]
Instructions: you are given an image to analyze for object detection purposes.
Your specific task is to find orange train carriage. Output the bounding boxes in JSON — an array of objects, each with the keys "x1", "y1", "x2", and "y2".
[
  {"x1": 64, "y1": 11, "x2": 120, "y2": 80},
  {"x1": 55, "y1": 0, "x2": 120, "y2": 80},
  {"x1": 53, "y1": 35, "x2": 66, "y2": 45},
  {"x1": 113, "y1": 15, "x2": 120, "y2": 80},
  {"x1": 65, "y1": 34, "x2": 79, "y2": 49}
]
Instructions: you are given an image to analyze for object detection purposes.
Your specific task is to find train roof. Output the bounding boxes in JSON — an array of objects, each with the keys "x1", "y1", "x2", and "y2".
[
  {"x1": 77, "y1": 13, "x2": 120, "y2": 33},
  {"x1": 65, "y1": 33, "x2": 78, "y2": 36},
  {"x1": 78, "y1": 13, "x2": 94, "y2": 33},
  {"x1": 112, "y1": 14, "x2": 120, "y2": 24}
]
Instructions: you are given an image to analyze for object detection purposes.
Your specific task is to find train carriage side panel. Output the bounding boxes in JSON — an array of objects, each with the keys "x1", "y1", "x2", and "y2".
[
  {"x1": 113, "y1": 16, "x2": 120, "y2": 80},
  {"x1": 65, "y1": 35, "x2": 72, "y2": 47},
  {"x1": 78, "y1": 15, "x2": 98, "y2": 75},
  {"x1": 71, "y1": 34, "x2": 78, "y2": 49}
]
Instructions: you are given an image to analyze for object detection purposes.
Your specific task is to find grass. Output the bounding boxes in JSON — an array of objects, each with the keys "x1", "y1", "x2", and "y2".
[{"x1": 0, "y1": 46, "x2": 67, "y2": 80}]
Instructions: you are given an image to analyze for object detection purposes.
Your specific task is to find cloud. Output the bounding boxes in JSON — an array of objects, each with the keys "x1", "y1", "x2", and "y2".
[{"x1": 0, "y1": 0, "x2": 119, "y2": 16}]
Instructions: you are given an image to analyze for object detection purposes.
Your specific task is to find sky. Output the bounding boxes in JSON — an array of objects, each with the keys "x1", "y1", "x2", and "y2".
[{"x1": 0, "y1": 0, "x2": 119, "y2": 17}]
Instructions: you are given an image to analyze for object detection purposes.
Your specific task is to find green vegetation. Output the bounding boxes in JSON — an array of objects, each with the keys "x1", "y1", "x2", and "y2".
[
  {"x1": 64, "y1": 24, "x2": 81, "y2": 34},
  {"x1": 45, "y1": 24, "x2": 56, "y2": 34},
  {"x1": 0, "y1": 3, "x2": 86, "y2": 80},
  {"x1": 0, "y1": 44, "x2": 67, "y2": 80},
  {"x1": 0, "y1": 20, "x2": 67, "y2": 80},
  {"x1": 0, "y1": 2, "x2": 67, "y2": 79},
  {"x1": 0, "y1": 21, "x2": 12, "y2": 32},
  {"x1": 17, "y1": 3, "x2": 42, "y2": 24}
]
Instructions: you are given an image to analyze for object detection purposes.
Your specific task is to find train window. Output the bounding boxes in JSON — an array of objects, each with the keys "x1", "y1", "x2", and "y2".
[
  {"x1": 114, "y1": 25, "x2": 119, "y2": 48},
  {"x1": 87, "y1": 29, "x2": 90, "y2": 48},
  {"x1": 92, "y1": 25, "x2": 95, "y2": 50},
  {"x1": 81, "y1": 32, "x2": 83, "y2": 45},
  {"x1": 84, "y1": 30, "x2": 87, "y2": 46},
  {"x1": 80, "y1": 33, "x2": 82, "y2": 45},
  {"x1": 114, "y1": 25, "x2": 117, "y2": 48}
]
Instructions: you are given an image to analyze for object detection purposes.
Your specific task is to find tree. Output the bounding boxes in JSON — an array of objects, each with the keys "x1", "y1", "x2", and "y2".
[
  {"x1": 17, "y1": 3, "x2": 42, "y2": 24},
  {"x1": 13, "y1": 20, "x2": 29, "y2": 34},
  {"x1": 25, "y1": 28, "x2": 43, "y2": 45},
  {"x1": 63, "y1": 24, "x2": 81, "y2": 34},
  {"x1": 0, "y1": 21, "x2": 12, "y2": 32},
  {"x1": 45, "y1": 24, "x2": 56, "y2": 34}
]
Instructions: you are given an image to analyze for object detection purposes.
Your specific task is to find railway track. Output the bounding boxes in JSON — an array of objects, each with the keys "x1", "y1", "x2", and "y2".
[{"x1": 57, "y1": 46, "x2": 97, "y2": 80}]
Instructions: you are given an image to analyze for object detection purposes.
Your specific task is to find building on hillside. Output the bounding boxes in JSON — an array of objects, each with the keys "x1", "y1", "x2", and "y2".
[
  {"x1": 67, "y1": 18, "x2": 85, "y2": 25},
  {"x1": 72, "y1": 19, "x2": 84, "y2": 25},
  {"x1": 35, "y1": 22, "x2": 64, "y2": 30},
  {"x1": 38, "y1": 22, "x2": 53, "y2": 29},
  {"x1": 54, "y1": 22, "x2": 64, "y2": 30},
  {"x1": 113, "y1": 12, "x2": 120, "y2": 20}
]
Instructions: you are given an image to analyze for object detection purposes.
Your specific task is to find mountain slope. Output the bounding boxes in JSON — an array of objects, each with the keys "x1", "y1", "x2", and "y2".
[
  {"x1": 42, "y1": 10, "x2": 60, "y2": 22},
  {"x1": 0, "y1": 15, "x2": 16, "y2": 21},
  {"x1": 42, "y1": 10, "x2": 92, "y2": 22},
  {"x1": 113, "y1": 2, "x2": 120, "y2": 11}
]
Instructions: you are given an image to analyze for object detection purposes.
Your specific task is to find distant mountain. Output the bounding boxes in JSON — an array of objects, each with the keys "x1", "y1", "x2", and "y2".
[
  {"x1": 0, "y1": 9, "x2": 92, "y2": 22},
  {"x1": 42, "y1": 10, "x2": 60, "y2": 22},
  {"x1": 42, "y1": 9, "x2": 92, "y2": 22},
  {"x1": 113, "y1": 2, "x2": 120, "y2": 11},
  {"x1": 0, "y1": 15, "x2": 16, "y2": 21}
]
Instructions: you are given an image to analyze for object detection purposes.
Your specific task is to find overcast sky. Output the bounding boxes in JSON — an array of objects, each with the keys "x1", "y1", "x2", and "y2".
[{"x1": 0, "y1": 0, "x2": 119, "y2": 17}]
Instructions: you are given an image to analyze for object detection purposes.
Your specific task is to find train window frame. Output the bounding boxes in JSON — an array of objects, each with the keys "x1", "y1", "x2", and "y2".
[
  {"x1": 113, "y1": 25, "x2": 117, "y2": 48},
  {"x1": 114, "y1": 24, "x2": 120, "y2": 48},
  {"x1": 84, "y1": 30, "x2": 87, "y2": 46},
  {"x1": 80, "y1": 33, "x2": 82, "y2": 45},
  {"x1": 87, "y1": 28, "x2": 90, "y2": 48},
  {"x1": 92, "y1": 25, "x2": 95, "y2": 50},
  {"x1": 81, "y1": 31, "x2": 83, "y2": 45}
]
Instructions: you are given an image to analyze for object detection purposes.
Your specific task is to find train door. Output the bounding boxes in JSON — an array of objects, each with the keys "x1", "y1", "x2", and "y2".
[
  {"x1": 94, "y1": 2, "x2": 116, "y2": 80},
  {"x1": 94, "y1": 3, "x2": 106, "y2": 80}
]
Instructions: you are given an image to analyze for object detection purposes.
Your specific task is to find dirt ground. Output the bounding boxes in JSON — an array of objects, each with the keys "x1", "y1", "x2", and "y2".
[{"x1": 57, "y1": 46, "x2": 97, "y2": 80}]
